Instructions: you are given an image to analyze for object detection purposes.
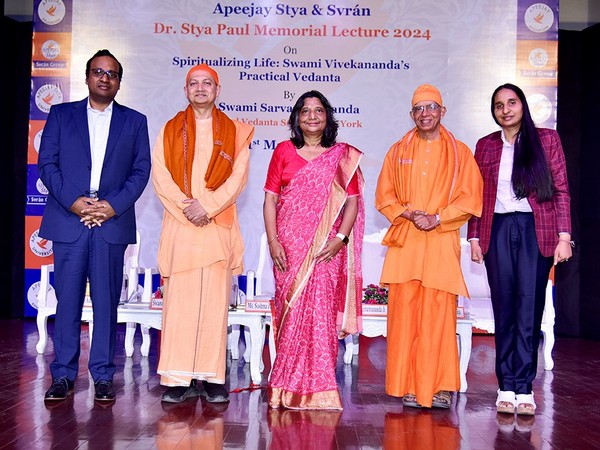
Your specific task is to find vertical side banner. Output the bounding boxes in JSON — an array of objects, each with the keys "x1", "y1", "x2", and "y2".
[
  {"x1": 517, "y1": 0, "x2": 559, "y2": 128},
  {"x1": 25, "y1": 0, "x2": 73, "y2": 317}
]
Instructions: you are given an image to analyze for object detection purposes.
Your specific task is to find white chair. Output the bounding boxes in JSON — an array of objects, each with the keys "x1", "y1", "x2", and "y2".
[
  {"x1": 228, "y1": 232, "x2": 275, "y2": 378},
  {"x1": 123, "y1": 267, "x2": 157, "y2": 357},
  {"x1": 255, "y1": 232, "x2": 275, "y2": 298},
  {"x1": 35, "y1": 231, "x2": 160, "y2": 357},
  {"x1": 254, "y1": 233, "x2": 276, "y2": 369},
  {"x1": 228, "y1": 278, "x2": 252, "y2": 362},
  {"x1": 459, "y1": 238, "x2": 494, "y2": 333},
  {"x1": 35, "y1": 263, "x2": 58, "y2": 354},
  {"x1": 342, "y1": 229, "x2": 390, "y2": 363},
  {"x1": 82, "y1": 265, "x2": 161, "y2": 357}
]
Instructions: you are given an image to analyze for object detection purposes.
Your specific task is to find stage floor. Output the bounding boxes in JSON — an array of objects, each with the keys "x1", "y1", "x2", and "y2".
[{"x1": 1, "y1": 319, "x2": 599, "y2": 449}]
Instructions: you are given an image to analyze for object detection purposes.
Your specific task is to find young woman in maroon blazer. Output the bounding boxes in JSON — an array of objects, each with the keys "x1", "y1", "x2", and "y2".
[{"x1": 467, "y1": 83, "x2": 572, "y2": 416}]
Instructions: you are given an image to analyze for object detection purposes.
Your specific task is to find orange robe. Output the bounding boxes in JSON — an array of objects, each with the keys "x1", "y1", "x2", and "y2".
[
  {"x1": 152, "y1": 115, "x2": 254, "y2": 386},
  {"x1": 375, "y1": 126, "x2": 482, "y2": 406}
]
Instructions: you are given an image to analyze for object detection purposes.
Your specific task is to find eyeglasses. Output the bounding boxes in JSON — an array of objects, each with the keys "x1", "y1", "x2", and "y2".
[
  {"x1": 412, "y1": 103, "x2": 441, "y2": 115},
  {"x1": 90, "y1": 68, "x2": 120, "y2": 80}
]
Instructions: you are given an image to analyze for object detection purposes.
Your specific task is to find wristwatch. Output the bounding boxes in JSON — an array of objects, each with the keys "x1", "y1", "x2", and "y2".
[{"x1": 336, "y1": 233, "x2": 349, "y2": 245}]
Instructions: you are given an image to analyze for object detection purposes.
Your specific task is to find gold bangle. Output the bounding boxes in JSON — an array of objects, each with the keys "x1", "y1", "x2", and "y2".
[{"x1": 268, "y1": 235, "x2": 279, "y2": 245}]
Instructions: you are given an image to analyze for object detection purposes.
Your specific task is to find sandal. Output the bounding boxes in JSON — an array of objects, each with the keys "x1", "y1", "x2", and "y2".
[
  {"x1": 402, "y1": 393, "x2": 421, "y2": 408},
  {"x1": 432, "y1": 390, "x2": 452, "y2": 409},
  {"x1": 516, "y1": 393, "x2": 536, "y2": 416},
  {"x1": 496, "y1": 390, "x2": 516, "y2": 414}
]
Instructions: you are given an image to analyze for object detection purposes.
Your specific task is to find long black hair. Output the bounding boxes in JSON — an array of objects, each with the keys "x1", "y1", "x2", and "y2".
[
  {"x1": 491, "y1": 83, "x2": 554, "y2": 202},
  {"x1": 288, "y1": 90, "x2": 338, "y2": 148}
]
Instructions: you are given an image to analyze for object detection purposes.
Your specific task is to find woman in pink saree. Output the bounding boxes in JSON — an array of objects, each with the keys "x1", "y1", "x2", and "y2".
[{"x1": 263, "y1": 91, "x2": 365, "y2": 410}]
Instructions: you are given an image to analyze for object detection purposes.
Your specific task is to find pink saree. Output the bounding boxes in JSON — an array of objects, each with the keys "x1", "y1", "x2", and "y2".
[{"x1": 268, "y1": 142, "x2": 365, "y2": 410}]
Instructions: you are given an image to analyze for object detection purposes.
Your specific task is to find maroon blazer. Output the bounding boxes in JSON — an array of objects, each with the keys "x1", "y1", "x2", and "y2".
[{"x1": 467, "y1": 129, "x2": 571, "y2": 257}]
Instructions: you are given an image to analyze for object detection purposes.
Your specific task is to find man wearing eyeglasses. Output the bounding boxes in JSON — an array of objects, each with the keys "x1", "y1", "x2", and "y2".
[
  {"x1": 39, "y1": 49, "x2": 151, "y2": 403},
  {"x1": 375, "y1": 84, "x2": 483, "y2": 410}
]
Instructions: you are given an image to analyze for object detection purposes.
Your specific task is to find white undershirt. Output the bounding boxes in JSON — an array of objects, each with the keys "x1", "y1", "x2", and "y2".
[
  {"x1": 494, "y1": 131, "x2": 533, "y2": 214},
  {"x1": 87, "y1": 100, "x2": 113, "y2": 193}
]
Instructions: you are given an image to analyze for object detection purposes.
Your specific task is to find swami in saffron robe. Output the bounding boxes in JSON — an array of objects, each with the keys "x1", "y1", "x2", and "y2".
[
  {"x1": 375, "y1": 126, "x2": 483, "y2": 407},
  {"x1": 152, "y1": 114, "x2": 253, "y2": 387}
]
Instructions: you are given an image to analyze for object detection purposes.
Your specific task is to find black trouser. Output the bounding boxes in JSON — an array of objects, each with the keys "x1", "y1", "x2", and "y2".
[{"x1": 485, "y1": 212, "x2": 553, "y2": 395}]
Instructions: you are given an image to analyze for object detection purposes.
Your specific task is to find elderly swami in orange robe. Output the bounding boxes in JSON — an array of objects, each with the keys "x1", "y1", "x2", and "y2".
[{"x1": 375, "y1": 84, "x2": 483, "y2": 409}]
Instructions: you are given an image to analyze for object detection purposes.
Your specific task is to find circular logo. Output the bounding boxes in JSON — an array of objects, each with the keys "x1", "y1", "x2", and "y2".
[
  {"x1": 524, "y1": 3, "x2": 554, "y2": 33},
  {"x1": 29, "y1": 229, "x2": 53, "y2": 258},
  {"x1": 34, "y1": 129, "x2": 43, "y2": 153},
  {"x1": 27, "y1": 281, "x2": 41, "y2": 309},
  {"x1": 35, "y1": 84, "x2": 63, "y2": 114},
  {"x1": 41, "y1": 39, "x2": 60, "y2": 60},
  {"x1": 36, "y1": 178, "x2": 49, "y2": 195},
  {"x1": 527, "y1": 93, "x2": 553, "y2": 124},
  {"x1": 28, "y1": 280, "x2": 56, "y2": 310},
  {"x1": 37, "y1": 0, "x2": 66, "y2": 26},
  {"x1": 528, "y1": 48, "x2": 549, "y2": 68}
]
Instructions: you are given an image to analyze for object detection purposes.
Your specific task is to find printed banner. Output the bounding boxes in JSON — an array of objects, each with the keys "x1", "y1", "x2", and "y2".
[{"x1": 25, "y1": 0, "x2": 559, "y2": 316}]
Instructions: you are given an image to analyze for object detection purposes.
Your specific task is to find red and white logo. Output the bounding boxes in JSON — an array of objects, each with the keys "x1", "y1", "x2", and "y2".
[
  {"x1": 35, "y1": 84, "x2": 63, "y2": 114},
  {"x1": 524, "y1": 3, "x2": 554, "y2": 33},
  {"x1": 36, "y1": 179, "x2": 49, "y2": 196},
  {"x1": 528, "y1": 48, "x2": 549, "y2": 68},
  {"x1": 527, "y1": 93, "x2": 553, "y2": 124},
  {"x1": 34, "y1": 129, "x2": 43, "y2": 153},
  {"x1": 29, "y1": 229, "x2": 53, "y2": 258},
  {"x1": 41, "y1": 39, "x2": 61, "y2": 60},
  {"x1": 37, "y1": 0, "x2": 66, "y2": 26}
]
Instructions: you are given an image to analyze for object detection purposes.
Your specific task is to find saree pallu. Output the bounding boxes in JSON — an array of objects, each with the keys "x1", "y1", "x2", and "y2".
[{"x1": 268, "y1": 143, "x2": 365, "y2": 410}]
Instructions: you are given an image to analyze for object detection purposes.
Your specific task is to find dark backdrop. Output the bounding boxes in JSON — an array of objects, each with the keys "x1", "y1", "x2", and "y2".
[
  {"x1": 579, "y1": 24, "x2": 600, "y2": 339},
  {"x1": 555, "y1": 29, "x2": 582, "y2": 337},
  {"x1": 2, "y1": 16, "x2": 31, "y2": 319},
  {"x1": 2, "y1": 17, "x2": 599, "y2": 339}
]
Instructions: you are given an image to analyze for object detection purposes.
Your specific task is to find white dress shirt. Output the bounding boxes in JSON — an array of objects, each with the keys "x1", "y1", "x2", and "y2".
[
  {"x1": 87, "y1": 100, "x2": 113, "y2": 194},
  {"x1": 494, "y1": 131, "x2": 533, "y2": 214}
]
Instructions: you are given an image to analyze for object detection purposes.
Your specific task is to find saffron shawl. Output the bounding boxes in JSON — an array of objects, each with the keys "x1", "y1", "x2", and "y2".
[
  {"x1": 380, "y1": 125, "x2": 481, "y2": 248},
  {"x1": 163, "y1": 105, "x2": 237, "y2": 225},
  {"x1": 163, "y1": 105, "x2": 236, "y2": 193}
]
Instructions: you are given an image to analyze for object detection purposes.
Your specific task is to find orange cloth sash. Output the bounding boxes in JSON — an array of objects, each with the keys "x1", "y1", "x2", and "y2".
[
  {"x1": 381, "y1": 125, "x2": 480, "y2": 248},
  {"x1": 163, "y1": 105, "x2": 236, "y2": 195}
]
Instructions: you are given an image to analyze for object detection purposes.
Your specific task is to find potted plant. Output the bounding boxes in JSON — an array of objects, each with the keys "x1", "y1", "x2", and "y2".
[{"x1": 362, "y1": 284, "x2": 388, "y2": 315}]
